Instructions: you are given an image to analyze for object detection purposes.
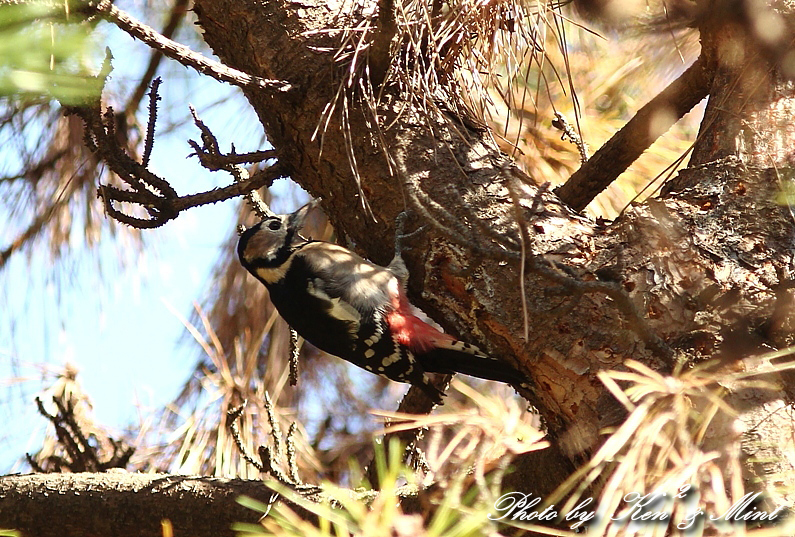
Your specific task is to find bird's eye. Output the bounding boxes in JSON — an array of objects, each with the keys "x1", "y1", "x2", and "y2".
[{"x1": 268, "y1": 219, "x2": 281, "y2": 231}]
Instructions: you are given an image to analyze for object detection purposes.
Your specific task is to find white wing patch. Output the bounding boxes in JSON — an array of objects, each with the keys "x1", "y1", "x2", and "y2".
[
  {"x1": 300, "y1": 242, "x2": 394, "y2": 313},
  {"x1": 306, "y1": 279, "x2": 361, "y2": 325}
]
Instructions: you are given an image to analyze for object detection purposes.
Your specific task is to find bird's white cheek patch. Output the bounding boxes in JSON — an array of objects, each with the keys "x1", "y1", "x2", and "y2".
[
  {"x1": 256, "y1": 263, "x2": 289, "y2": 284},
  {"x1": 253, "y1": 249, "x2": 297, "y2": 283}
]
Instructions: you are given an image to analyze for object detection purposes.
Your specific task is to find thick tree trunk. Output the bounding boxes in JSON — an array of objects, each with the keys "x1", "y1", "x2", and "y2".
[
  {"x1": 4, "y1": 0, "x2": 795, "y2": 533},
  {"x1": 663, "y1": 7, "x2": 795, "y2": 512},
  {"x1": 187, "y1": 0, "x2": 795, "y2": 498}
]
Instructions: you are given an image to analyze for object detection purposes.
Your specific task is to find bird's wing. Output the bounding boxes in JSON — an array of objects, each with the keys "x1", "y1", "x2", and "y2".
[{"x1": 297, "y1": 242, "x2": 395, "y2": 317}]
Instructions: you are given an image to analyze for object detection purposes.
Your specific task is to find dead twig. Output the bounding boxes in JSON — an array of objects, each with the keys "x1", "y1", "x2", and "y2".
[
  {"x1": 68, "y1": 75, "x2": 285, "y2": 229},
  {"x1": 551, "y1": 112, "x2": 588, "y2": 163},
  {"x1": 227, "y1": 399, "x2": 321, "y2": 493},
  {"x1": 188, "y1": 106, "x2": 276, "y2": 219},
  {"x1": 29, "y1": 395, "x2": 134, "y2": 473},
  {"x1": 141, "y1": 77, "x2": 161, "y2": 167},
  {"x1": 289, "y1": 330, "x2": 300, "y2": 387},
  {"x1": 82, "y1": 0, "x2": 292, "y2": 92}
]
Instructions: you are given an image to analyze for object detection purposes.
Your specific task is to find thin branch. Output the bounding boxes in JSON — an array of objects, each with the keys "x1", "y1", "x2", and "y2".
[
  {"x1": 125, "y1": 0, "x2": 190, "y2": 114},
  {"x1": 69, "y1": 91, "x2": 284, "y2": 229},
  {"x1": 368, "y1": 0, "x2": 397, "y2": 87},
  {"x1": 141, "y1": 77, "x2": 162, "y2": 167},
  {"x1": 289, "y1": 330, "x2": 300, "y2": 387},
  {"x1": 94, "y1": 106, "x2": 178, "y2": 197},
  {"x1": 226, "y1": 401, "x2": 265, "y2": 473},
  {"x1": 171, "y1": 164, "x2": 286, "y2": 212},
  {"x1": 188, "y1": 106, "x2": 276, "y2": 219},
  {"x1": 30, "y1": 395, "x2": 133, "y2": 472},
  {"x1": 286, "y1": 423, "x2": 300, "y2": 484},
  {"x1": 189, "y1": 149, "x2": 280, "y2": 170},
  {"x1": 264, "y1": 392, "x2": 284, "y2": 461},
  {"x1": 551, "y1": 112, "x2": 588, "y2": 163},
  {"x1": 227, "y1": 400, "x2": 321, "y2": 493},
  {"x1": 84, "y1": 0, "x2": 292, "y2": 92},
  {"x1": 556, "y1": 54, "x2": 712, "y2": 212}
]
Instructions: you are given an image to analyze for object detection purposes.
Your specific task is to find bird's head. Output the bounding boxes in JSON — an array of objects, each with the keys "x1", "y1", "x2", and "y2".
[{"x1": 237, "y1": 202, "x2": 314, "y2": 272}]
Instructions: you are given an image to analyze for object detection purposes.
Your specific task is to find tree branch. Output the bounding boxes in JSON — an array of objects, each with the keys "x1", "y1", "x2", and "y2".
[
  {"x1": 171, "y1": 164, "x2": 286, "y2": 212},
  {"x1": 0, "y1": 473, "x2": 282, "y2": 537},
  {"x1": 82, "y1": 0, "x2": 292, "y2": 92},
  {"x1": 555, "y1": 54, "x2": 712, "y2": 212},
  {"x1": 187, "y1": 106, "x2": 276, "y2": 219},
  {"x1": 68, "y1": 80, "x2": 285, "y2": 228},
  {"x1": 368, "y1": 0, "x2": 397, "y2": 87},
  {"x1": 125, "y1": 0, "x2": 190, "y2": 115}
]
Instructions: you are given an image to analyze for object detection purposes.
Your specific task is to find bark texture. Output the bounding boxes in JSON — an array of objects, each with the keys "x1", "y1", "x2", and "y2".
[
  {"x1": 5, "y1": 0, "x2": 795, "y2": 533},
  {"x1": 188, "y1": 0, "x2": 795, "y2": 495},
  {"x1": 0, "y1": 472, "x2": 277, "y2": 537}
]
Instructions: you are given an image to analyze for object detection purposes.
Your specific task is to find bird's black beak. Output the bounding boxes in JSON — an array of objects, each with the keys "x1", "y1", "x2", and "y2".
[{"x1": 286, "y1": 200, "x2": 318, "y2": 233}]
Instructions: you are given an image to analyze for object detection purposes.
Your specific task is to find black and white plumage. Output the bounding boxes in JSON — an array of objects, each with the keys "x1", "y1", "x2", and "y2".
[{"x1": 237, "y1": 203, "x2": 530, "y2": 404}]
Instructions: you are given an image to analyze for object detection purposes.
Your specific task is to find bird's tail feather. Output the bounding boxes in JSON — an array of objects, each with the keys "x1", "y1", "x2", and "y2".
[{"x1": 420, "y1": 347, "x2": 530, "y2": 389}]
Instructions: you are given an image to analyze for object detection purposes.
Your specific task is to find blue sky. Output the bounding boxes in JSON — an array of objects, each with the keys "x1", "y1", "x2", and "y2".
[
  {"x1": 0, "y1": 12, "x2": 277, "y2": 470},
  {"x1": 0, "y1": 198, "x2": 232, "y2": 470}
]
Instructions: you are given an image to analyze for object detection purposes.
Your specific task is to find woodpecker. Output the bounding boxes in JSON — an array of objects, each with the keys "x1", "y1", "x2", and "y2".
[{"x1": 237, "y1": 203, "x2": 530, "y2": 404}]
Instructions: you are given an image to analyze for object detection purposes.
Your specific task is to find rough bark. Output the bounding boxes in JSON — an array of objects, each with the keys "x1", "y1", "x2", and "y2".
[
  {"x1": 0, "y1": 472, "x2": 277, "y2": 537},
  {"x1": 186, "y1": 0, "x2": 795, "y2": 495},
  {"x1": 4, "y1": 0, "x2": 795, "y2": 532},
  {"x1": 664, "y1": 3, "x2": 795, "y2": 511},
  {"x1": 191, "y1": 0, "x2": 635, "y2": 463},
  {"x1": 0, "y1": 472, "x2": 423, "y2": 537}
]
